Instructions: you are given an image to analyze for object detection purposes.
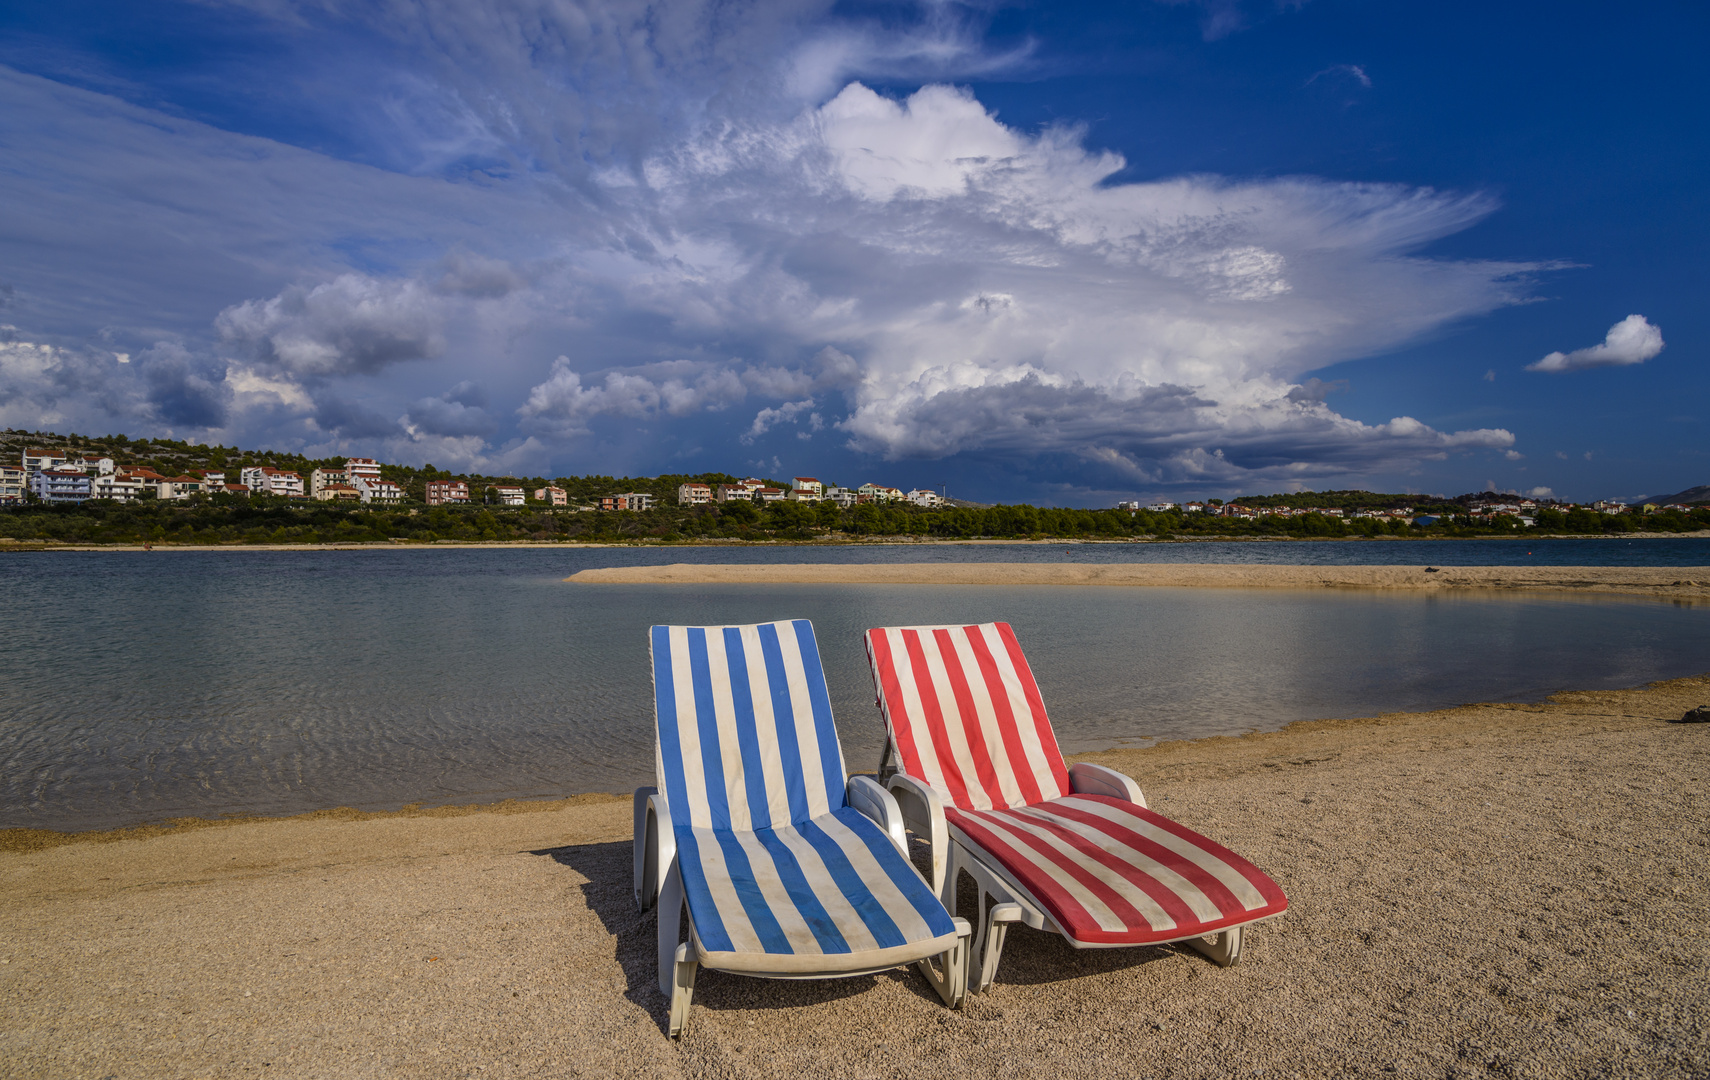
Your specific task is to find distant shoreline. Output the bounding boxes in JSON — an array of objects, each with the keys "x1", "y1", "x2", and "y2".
[
  {"x1": 567, "y1": 561, "x2": 1710, "y2": 599},
  {"x1": 3, "y1": 531, "x2": 1708, "y2": 553}
]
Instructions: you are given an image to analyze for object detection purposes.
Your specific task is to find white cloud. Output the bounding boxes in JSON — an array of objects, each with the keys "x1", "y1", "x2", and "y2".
[
  {"x1": 0, "y1": 9, "x2": 1560, "y2": 490},
  {"x1": 742, "y1": 398, "x2": 817, "y2": 444},
  {"x1": 1526, "y1": 486, "x2": 1555, "y2": 499},
  {"x1": 216, "y1": 274, "x2": 444, "y2": 378},
  {"x1": 1308, "y1": 64, "x2": 1372, "y2": 89},
  {"x1": 1528, "y1": 314, "x2": 1664, "y2": 373}
]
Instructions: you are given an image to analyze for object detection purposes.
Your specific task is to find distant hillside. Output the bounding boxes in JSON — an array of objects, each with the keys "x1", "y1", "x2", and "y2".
[{"x1": 1647, "y1": 484, "x2": 1710, "y2": 505}]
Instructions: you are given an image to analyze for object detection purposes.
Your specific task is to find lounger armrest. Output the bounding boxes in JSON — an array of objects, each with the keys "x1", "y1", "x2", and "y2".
[
  {"x1": 1068, "y1": 763, "x2": 1147, "y2": 807},
  {"x1": 848, "y1": 775, "x2": 909, "y2": 856},
  {"x1": 885, "y1": 772, "x2": 949, "y2": 898},
  {"x1": 633, "y1": 787, "x2": 676, "y2": 911}
]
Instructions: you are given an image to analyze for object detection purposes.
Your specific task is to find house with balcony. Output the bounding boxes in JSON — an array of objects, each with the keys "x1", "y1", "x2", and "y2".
[
  {"x1": 715, "y1": 483, "x2": 755, "y2": 503},
  {"x1": 490, "y1": 485, "x2": 526, "y2": 506},
  {"x1": 22, "y1": 449, "x2": 68, "y2": 479},
  {"x1": 310, "y1": 467, "x2": 349, "y2": 499},
  {"x1": 0, "y1": 465, "x2": 24, "y2": 504},
  {"x1": 355, "y1": 475, "x2": 405, "y2": 504},
  {"x1": 677, "y1": 482, "x2": 712, "y2": 505},
  {"x1": 240, "y1": 467, "x2": 305, "y2": 498},
  {"x1": 534, "y1": 486, "x2": 568, "y2": 506},
  {"x1": 906, "y1": 488, "x2": 942, "y2": 508},
  {"x1": 154, "y1": 476, "x2": 205, "y2": 500},
  {"x1": 344, "y1": 457, "x2": 383, "y2": 484},
  {"x1": 191, "y1": 469, "x2": 225, "y2": 490},
  {"x1": 425, "y1": 479, "x2": 471, "y2": 505},
  {"x1": 90, "y1": 471, "x2": 151, "y2": 502},
  {"x1": 31, "y1": 468, "x2": 91, "y2": 503},
  {"x1": 791, "y1": 477, "x2": 823, "y2": 499},
  {"x1": 598, "y1": 492, "x2": 655, "y2": 511}
]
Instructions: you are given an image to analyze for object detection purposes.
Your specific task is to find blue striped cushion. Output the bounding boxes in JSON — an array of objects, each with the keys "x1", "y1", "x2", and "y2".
[
  {"x1": 677, "y1": 808, "x2": 958, "y2": 962},
  {"x1": 652, "y1": 620, "x2": 846, "y2": 831},
  {"x1": 652, "y1": 619, "x2": 957, "y2": 966}
]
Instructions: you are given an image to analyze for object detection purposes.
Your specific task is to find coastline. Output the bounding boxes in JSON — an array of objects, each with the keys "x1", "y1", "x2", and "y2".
[
  {"x1": 2, "y1": 675, "x2": 1705, "y2": 1077},
  {"x1": 2, "y1": 530, "x2": 1706, "y2": 552},
  {"x1": 567, "y1": 561, "x2": 1710, "y2": 600}
]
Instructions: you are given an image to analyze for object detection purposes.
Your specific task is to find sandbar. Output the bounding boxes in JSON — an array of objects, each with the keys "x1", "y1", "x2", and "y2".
[
  {"x1": 568, "y1": 560, "x2": 1710, "y2": 600},
  {"x1": 3, "y1": 676, "x2": 1707, "y2": 1077}
]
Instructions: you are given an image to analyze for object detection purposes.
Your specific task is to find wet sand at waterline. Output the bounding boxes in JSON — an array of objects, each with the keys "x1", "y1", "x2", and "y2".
[
  {"x1": 568, "y1": 561, "x2": 1710, "y2": 600},
  {"x1": 4, "y1": 679, "x2": 1707, "y2": 1078}
]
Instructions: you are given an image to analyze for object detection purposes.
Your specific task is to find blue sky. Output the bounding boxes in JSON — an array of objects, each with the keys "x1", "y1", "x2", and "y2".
[{"x1": 1, "y1": 0, "x2": 1703, "y2": 504}]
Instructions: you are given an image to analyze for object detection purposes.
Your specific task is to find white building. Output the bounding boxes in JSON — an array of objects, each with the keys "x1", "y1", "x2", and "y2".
[
  {"x1": 677, "y1": 482, "x2": 712, "y2": 505},
  {"x1": 791, "y1": 477, "x2": 824, "y2": 499},
  {"x1": 91, "y1": 471, "x2": 151, "y2": 502},
  {"x1": 192, "y1": 469, "x2": 225, "y2": 490},
  {"x1": 490, "y1": 485, "x2": 526, "y2": 506},
  {"x1": 240, "y1": 467, "x2": 305, "y2": 498},
  {"x1": 906, "y1": 488, "x2": 942, "y2": 508},
  {"x1": 22, "y1": 449, "x2": 67, "y2": 479},
  {"x1": 1147, "y1": 501, "x2": 1177, "y2": 513},
  {"x1": 355, "y1": 475, "x2": 405, "y2": 504},
  {"x1": 825, "y1": 488, "x2": 857, "y2": 509},
  {"x1": 344, "y1": 457, "x2": 383, "y2": 483}
]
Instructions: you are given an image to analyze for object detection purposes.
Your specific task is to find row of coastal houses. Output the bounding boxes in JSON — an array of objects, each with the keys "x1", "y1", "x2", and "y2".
[
  {"x1": 2, "y1": 450, "x2": 415, "y2": 506},
  {"x1": 675, "y1": 476, "x2": 943, "y2": 509}
]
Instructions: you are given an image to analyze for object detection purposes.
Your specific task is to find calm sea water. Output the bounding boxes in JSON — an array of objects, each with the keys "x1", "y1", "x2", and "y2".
[{"x1": 2, "y1": 541, "x2": 1707, "y2": 832}]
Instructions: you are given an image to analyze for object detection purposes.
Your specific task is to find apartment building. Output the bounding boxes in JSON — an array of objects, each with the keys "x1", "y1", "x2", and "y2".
[
  {"x1": 598, "y1": 492, "x2": 654, "y2": 511},
  {"x1": 906, "y1": 488, "x2": 942, "y2": 508},
  {"x1": 22, "y1": 449, "x2": 67, "y2": 479},
  {"x1": 791, "y1": 477, "x2": 823, "y2": 499},
  {"x1": 191, "y1": 469, "x2": 225, "y2": 490},
  {"x1": 354, "y1": 475, "x2": 405, "y2": 504},
  {"x1": 155, "y1": 476, "x2": 205, "y2": 500},
  {"x1": 490, "y1": 485, "x2": 525, "y2": 506},
  {"x1": 238, "y1": 466, "x2": 305, "y2": 497},
  {"x1": 533, "y1": 486, "x2": 568, "y2": 506},
  {"x1": 0, "y1": 465, "x2": 24, "y2": 504},
  {"x1": 91, "y1": 471, "x2": 151, "y2": 502},
  {"x1": 677, "y1": 482, "x2": 712, "y2": 505},
  {"x1": 344, "y1": 457, "x2": 383, "y2": 483},
  {"x1": 309, "y1": 467, "x2": 349, "y2": 498},
  {"x1": 425, "y1": 479, "x2": 470, "y2": 505},
  {"x1": 31, "y1": 469, "x2": 91, "y2": 503}
]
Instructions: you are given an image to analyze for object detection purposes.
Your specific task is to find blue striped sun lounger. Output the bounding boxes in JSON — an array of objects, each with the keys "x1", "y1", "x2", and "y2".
[{"x1": 633, "y1": 619, "x2": 970, "y2": 1036}]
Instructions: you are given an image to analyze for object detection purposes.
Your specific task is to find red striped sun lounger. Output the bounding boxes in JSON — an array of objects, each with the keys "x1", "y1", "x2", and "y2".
[{"x1": 865, "y1": 621, "x2": 1287, "y2": 991}]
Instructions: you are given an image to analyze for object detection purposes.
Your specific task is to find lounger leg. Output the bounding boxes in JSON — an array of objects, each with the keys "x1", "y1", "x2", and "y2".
[
  {"x1": 1185, "y1": 926, "x2": 1245, "y2": 967},
  {"x1": 915, "y1": 917, "x2": 971, "y2": 1009},
  {"x1": 973, "y1": 896, "x2": 1022, "y2": 994},
  {"x1": 666, "y1": 942, "x2": 699, "y2": 1038},
  {"x1": 657, "y1": 857, "x2": 686, "y2": 998},
  {"x1": 633, "y1": 787, "x2": 659, "y2": 912}
]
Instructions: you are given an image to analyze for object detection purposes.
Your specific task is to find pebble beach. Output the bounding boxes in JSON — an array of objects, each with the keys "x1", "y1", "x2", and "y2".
[{"x1": 3, "y1": 674, "x2": 1706, "y2": 1078}]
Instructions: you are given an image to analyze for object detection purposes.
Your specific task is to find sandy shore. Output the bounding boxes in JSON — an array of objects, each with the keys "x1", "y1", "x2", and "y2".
[
  {"x1": 568, "y1": 561, "x2": 1710, "y2": 600},
  {"x1": 3, "y1": 678, "x2": 1707, "y2": 1078}
]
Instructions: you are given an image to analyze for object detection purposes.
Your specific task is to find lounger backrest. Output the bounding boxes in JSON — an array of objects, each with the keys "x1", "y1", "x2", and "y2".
[
  {"x1": 652, "y1": 620, "x2": 848, "y2": 832},
  {"x1": 865, "y1": 623, "x2": 1070, "y2": 811}
]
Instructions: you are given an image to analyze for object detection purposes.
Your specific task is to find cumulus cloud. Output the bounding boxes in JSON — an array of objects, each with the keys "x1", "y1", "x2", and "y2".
[
  {"x1": 402, "y1": 380, "x2": 495, "y2": 438},
  {"x1": 1, "y1": 8, "x2": 1557, "y2": 492},
  {"x1": 1528, "y1": 315, "x2": 1664, "y2": 373},
  {"x1": 742, "y1": 398, "x2": 817, "y2": 444},
  {"x1": 216, "y1": 274, "x2": 444, "y2": 378}
]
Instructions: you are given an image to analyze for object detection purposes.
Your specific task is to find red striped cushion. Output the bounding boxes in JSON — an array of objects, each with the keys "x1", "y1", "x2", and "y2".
[
  {"x1": 947, "y1": 795, "x2": 1288, "y2": 945},
  {"x1": 865, "y1": 623, "x2": 1069, "y2": 811}
]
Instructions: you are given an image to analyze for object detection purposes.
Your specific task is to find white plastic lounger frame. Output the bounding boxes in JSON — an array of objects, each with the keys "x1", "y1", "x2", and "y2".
[
  {"x1": 866, "y1": 622, "x2": 1289, "y2": 993},
  {"x1": 634, "y1": 620, "x2": 971, "y2": 1037}
]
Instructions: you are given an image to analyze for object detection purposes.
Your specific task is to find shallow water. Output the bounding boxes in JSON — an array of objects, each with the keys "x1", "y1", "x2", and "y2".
[{"x1": 2, "y1": 545, "x2": 1707, "y2": 831}]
